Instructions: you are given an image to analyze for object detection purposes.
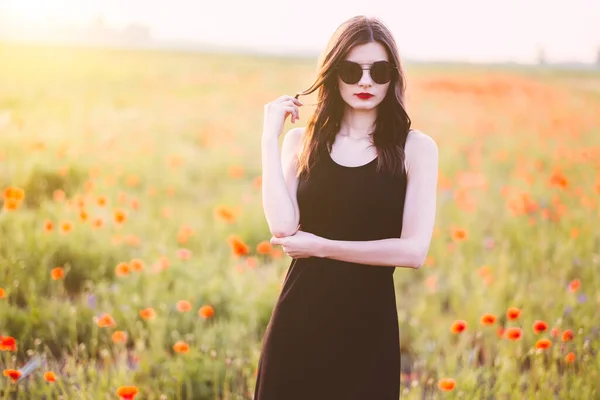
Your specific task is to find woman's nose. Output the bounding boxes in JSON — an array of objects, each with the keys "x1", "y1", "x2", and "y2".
[{"x1": 358, "y1": 69, "x2": 373, "y2": 86}]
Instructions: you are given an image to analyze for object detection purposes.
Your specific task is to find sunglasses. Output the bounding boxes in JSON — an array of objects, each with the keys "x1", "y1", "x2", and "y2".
[{"x1": 336, "y1": 60, "x2": 396, "y2": 85}]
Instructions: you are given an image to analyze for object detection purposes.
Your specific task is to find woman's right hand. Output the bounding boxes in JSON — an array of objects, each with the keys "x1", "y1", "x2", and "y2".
[{"x1": 262, "y1": 95, "x2": 303, "y2": 139}]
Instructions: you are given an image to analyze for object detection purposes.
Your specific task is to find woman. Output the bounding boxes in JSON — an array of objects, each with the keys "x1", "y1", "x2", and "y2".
[{"x1": 256, "y1": 15, "x2": 438, "y2": 400}]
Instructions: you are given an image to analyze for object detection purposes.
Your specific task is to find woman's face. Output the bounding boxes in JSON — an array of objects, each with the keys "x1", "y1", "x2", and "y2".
[{"x1": 336, "y1": 41, "x2": 392, "y2": 111}]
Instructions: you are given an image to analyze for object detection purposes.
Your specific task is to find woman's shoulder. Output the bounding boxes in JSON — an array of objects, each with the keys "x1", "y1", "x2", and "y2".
[
  {"x1": 406, "y1": 129, "x2": 436, "y2": 147},
  {"x1": 281, "y1": 126, "x2": 307, "y2": 160},
  {"x1": 286, "y1": 126, "x2": 306, "y2": 140},
  {"x1": 404, "y1": 129, "x2": 438, "y2": 174},
  {"x1": 405, "y1": 129, "x2": 437, "y2": 154}
]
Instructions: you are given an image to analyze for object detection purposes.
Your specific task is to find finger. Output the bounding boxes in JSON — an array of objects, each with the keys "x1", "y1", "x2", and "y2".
[
  {"x1": 282, "y1": 104, "x2": 299, "y2": 120},
  {"x1": 282, "y1": 101, "x2": 299, "y2": 112},
  {"x1": 290, "y1": 93, "x2": 303, "y2": 105},
  {"x1": 283, "y1": 106, "x2": 299, "y2": 121},
  {"x1": 284, "y1": 104, "x2": 300, "y2": 121},
  {"x1": 271, "y1": 237, "x2": 284, "y2": 245},
  {"x1": 279, "y1": 95, "x2": 303, "y2": 106},
  {"x1": 284, "y1": 108, "x2": 296, "y2": 123}
]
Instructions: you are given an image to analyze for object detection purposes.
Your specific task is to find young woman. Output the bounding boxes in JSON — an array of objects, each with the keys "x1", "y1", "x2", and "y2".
[{"x1": 256, "y1": 15, "x2": 438, "y2": 400}]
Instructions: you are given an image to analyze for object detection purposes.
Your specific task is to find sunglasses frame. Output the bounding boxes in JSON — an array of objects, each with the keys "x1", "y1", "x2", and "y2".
[
  {"x1": 335, "y1": 60, "x2": 397, "y2": 85},
  {"x1": 293, "y1": 60, "x2": 397, "y2": 100}
]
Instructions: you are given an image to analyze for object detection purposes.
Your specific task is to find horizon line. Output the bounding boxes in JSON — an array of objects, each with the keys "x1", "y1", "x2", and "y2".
[{"x1": 1, "y1": 37, "x2": 599, "y2": 69}]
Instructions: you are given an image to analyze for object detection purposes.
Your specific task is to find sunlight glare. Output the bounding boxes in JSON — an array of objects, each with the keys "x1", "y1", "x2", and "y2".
[{"x1": 3, "y1": 0, "x2": 90, "y2": 24}]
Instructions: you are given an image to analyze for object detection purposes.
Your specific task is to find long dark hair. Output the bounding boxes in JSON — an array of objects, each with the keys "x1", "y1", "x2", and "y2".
[{"x1": 295, "y1": 16, "x2": 411, "y2": 180}]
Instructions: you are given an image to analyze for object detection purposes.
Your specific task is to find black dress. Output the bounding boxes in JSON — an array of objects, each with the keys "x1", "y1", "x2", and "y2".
[{"x1": 254, "y1": 141, "x2": 408, "y2": 400}]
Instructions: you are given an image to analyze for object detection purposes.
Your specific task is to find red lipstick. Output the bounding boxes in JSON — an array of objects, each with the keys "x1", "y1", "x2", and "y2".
[{"x1": 355, "y1": 93, "x2": 374, "y2": 100}]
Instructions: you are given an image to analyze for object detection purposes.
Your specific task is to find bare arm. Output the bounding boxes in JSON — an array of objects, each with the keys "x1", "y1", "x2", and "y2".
[
  {"x1": 261, "y1": 127, "x2": 303, "y2": 237},
  {"x1": 317, "y1": 131, "x2": 439, "y2": 269}
]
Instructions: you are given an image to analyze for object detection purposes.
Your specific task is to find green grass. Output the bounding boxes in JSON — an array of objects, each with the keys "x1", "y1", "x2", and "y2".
[{"x1": 0, "y1": 41, "x2": 599, "y2": 399}]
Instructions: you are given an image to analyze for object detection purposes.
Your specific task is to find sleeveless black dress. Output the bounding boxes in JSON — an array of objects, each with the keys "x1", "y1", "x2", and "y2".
[{"x1": 254, "y1": 140, "x2": 408, "y2": 400}]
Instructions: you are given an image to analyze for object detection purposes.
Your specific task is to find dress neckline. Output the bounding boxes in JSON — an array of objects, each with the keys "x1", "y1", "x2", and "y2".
[{"x1": 326, "y1": 149, "x2": 378, "y2": 169}]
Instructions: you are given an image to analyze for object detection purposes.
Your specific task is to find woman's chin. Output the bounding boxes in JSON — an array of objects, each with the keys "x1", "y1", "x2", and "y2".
[{"x1": 349, "y1": 102, "x2": 377, "y2": 111}]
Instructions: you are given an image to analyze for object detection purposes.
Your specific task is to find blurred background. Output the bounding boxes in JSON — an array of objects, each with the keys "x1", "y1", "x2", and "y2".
[
  {"x1": 1, "y1": 0, "x2": 599, "y2": 64},
  {"x1": 0, "y1": 1, "x2": 599, "y2": 399}
]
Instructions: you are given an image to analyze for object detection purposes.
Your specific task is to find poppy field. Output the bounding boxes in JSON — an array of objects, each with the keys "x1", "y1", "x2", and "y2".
[{"x1": 0, "y1": 42, "x2": 599, "y2": 399}]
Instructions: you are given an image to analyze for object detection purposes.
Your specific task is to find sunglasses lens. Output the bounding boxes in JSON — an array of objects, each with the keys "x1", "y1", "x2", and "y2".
[
  {"x1": 337, "y1": 61, "x2": 393, "y2": 85},
  {"x1": 337, "y1": 61, "x2": 362, "y2": 84},
  {"x1": 371, "y1": 62, "x2": 392, "y2": 84}
]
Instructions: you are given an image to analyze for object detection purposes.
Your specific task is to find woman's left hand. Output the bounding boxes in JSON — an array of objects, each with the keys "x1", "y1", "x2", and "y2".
[{"x1": 270, "y1": 230, "x2": 326, "y2": 259}]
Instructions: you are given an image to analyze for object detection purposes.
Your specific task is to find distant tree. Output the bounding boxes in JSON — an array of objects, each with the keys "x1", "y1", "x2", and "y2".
[
  {"x1": 122, "y1": 24, "x2": 152, "y2": 44},
  {"x1": 597, "y1": 45, "x2": 600, "y2": 67},
  {"x1": 536, "y1": 45, "x2": 547, "y2": 65},
  {"x1": 88, "y1": 15, "x2": 111, "y2": 42}
]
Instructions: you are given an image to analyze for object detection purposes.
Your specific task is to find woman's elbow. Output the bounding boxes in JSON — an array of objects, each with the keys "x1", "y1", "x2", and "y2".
[
  {"x1": 271, "y1": 231, "x2": 291, "y2": 238},
  {"x1": 412, "y1": 247, "x2": 431, "y2": 269},
  {"x1": 270, "y1": 223, "x2": 299, "y2": 238},
  {"x1": 399, "y1": 242, "x2": 428, "y2": 269}
]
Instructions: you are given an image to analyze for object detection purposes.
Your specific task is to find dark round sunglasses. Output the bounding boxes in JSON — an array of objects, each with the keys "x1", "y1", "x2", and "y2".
[{"x1": 336, "y1": 60, "x2": 396, "y2": 85}]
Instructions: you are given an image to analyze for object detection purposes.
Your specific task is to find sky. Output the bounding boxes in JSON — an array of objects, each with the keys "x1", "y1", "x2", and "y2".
[{"x1": 1, "y1": 0, "x2": 599, "y2": 63}]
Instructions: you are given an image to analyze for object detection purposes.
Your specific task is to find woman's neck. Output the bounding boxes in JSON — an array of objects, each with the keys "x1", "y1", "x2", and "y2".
[{"x1": 339, "y1": 107, "x2": 377, "y2": 140}]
